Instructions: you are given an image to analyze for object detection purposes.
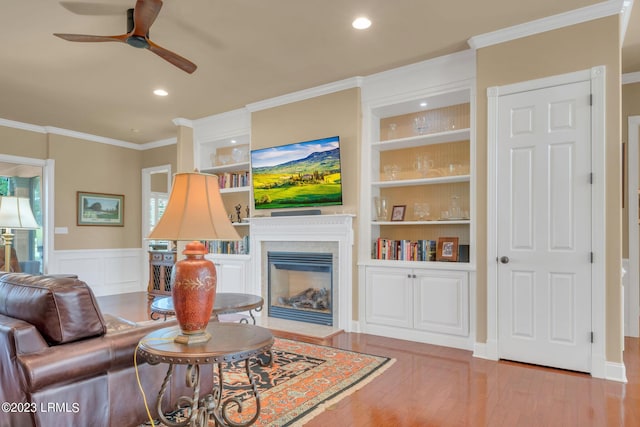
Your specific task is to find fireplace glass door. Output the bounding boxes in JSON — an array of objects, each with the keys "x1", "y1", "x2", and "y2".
[{"x1": 267, "y1": 252, "x2": 333, "y2": 326}]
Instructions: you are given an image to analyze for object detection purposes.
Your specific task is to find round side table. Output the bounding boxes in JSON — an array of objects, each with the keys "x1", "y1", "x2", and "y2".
[
  {"x1": 138, "y1": 322, "x2": 274, "y2": 427},
  {"x1": 150, "y1": 293, "x2": 264, "y2": 324}
]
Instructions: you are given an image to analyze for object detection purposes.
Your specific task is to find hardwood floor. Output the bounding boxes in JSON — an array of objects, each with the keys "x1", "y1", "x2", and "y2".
[{"x1": 97, "y1": 292, "x2": 640, "y2": 427}]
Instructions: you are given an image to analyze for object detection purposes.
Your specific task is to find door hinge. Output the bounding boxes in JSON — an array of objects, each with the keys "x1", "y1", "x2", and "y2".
[
  {"x1": 590, "y1": 331, "x2": 594, "y2": 343},
  {"x1": 589, "y1": 94, "x2": 593, "y2": 106},
  {"x1": 589, "y1": 172, "x2": 593, "y2": 184},
  {"x1": 590, "y1": 252, "x2": 594, "y2": 263}
]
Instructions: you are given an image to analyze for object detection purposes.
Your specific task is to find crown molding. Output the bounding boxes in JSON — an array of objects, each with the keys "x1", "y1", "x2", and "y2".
[
  {"x1": 0, "y1": 118, "x2": 47, "y2": 134},
  {"x1": 467, "y1": 0, "x2": 628, "y2": 50},
  {"x1": 0, "y1": 116, "x2": 178, "y2": 150},
  {"x1": 44, "y1": 126, "x2": 141, "y2": 150},
  {"x1": 172, "y1": 118, "x2": 193, "y2": 128},
  {"x1": 623, "y1": 71, "x2": 640, "y2": 85},
  {"x1": 246, "y1": 77, "x2": 363, "y2": 113},
  {"x1": 140, "y1": 137, "x2": 177, "y2": 150}
]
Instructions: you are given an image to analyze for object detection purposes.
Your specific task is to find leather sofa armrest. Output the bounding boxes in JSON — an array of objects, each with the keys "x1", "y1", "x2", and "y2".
[
  {"x1": 17, "y1": 318, "x2": 178, "y2": 392},
  {"x1": 17, "y1": 336, "x2": 112, "y2": 393},
  {"x1": 0, "y1": 315, "x2": 48, "y2": 406},
  {"x1": 107, "y1": 318, "x2": 178, "y2": 369}
]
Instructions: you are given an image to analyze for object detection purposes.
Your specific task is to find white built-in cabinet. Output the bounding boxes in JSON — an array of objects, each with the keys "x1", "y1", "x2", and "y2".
[
  {"x1": 358, "y1": 51, "x2": 476, "y2": 350},
  {"x1": 206, "y1": 254, "x2": 250, "y2": 293},
  {"x1": 193, "y1": 109, "x2": 253, "y2": 294},
  {"x1": 365, "y1": 267, "x2": 469, "y2": 336}
]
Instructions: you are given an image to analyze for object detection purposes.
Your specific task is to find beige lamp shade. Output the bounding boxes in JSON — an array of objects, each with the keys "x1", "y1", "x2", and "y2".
[
  {"x1": 0, "y1": 197, "x2": 39, "y2": 230},
  {"x1": 147, "y1": 172, "x2": 240, "y2": 241}
]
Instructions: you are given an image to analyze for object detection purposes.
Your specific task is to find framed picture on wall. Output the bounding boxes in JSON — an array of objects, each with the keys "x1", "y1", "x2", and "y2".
[
  {"x1": 436, "y1": 237, "x2": 459, "y2": 262},
  {"x1": 77, "y1": 192, "x2": 124, "y2": 226}
]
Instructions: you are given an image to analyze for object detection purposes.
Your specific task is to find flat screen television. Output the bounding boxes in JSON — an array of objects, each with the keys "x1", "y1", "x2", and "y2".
[{"x1": 251, "y1": 136, "x2": 343, "y2": 210}]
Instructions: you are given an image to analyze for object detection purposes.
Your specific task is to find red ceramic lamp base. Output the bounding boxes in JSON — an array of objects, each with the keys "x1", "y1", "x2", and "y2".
[{"x1": 171, "y1": 241, "x2": 217, "y2": 345}]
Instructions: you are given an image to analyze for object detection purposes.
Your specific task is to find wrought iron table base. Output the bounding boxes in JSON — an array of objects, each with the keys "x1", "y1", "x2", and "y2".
[{"x1": 155, "y1": 353, "x2": 272, "y2": 427}]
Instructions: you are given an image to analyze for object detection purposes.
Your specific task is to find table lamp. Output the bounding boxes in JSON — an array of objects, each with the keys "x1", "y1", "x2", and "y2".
[
  {"x1": 0, "y1": 197, "x2": 39, "y2": 273},
  {"x1": 147, "y1": 172, "x2": 240, "y2": 344}
]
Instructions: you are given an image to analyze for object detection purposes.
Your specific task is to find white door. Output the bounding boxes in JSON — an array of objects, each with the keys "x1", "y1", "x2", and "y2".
[{"x1": 497, "y1": 80, "x2": 592, "y2": 372}]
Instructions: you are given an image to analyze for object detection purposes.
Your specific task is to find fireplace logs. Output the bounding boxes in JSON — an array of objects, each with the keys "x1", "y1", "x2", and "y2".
[{"x1": 278, "y1": 287, "x2": 330, "y2": 310}]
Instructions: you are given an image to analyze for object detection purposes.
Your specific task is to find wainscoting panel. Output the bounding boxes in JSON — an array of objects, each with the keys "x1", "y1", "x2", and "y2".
[{"x1": 50, "y1": 248, "x2": 146, "y2": 296}]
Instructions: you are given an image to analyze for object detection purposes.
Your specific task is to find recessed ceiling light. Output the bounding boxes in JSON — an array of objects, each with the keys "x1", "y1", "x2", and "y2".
[
  {"x1": 420, "y1": 102, "x2": 428, "y2": 107},
  {"x1": 352, "y1": 17, "x2": 371, "y2": 30},
  {"x1": 230, "y1": 139, "x2": 237, "y2": 144},
  {"x1": 153, "y1": 89, "x2": 169, "y2": 97}
]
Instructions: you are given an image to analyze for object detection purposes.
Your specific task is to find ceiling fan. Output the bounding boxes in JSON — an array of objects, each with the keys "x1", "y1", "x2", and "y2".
[{"x1": 54, "y1": 0, "x2": 197, "y2": 74}]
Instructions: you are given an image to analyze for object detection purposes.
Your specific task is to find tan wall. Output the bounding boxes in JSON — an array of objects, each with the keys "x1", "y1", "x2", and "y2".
[
  {"x1": 622, "y1": 82, "x2": 640, "y2": 257},
  {"x1": 0, "y1": 126, "x2": 153, "y2": 251},
  {"x1": 0, "y1": 126, "x2": 48, "y2": 159},
  {"x1": 476, "y1": 16, "x2": 622, "y2": 361},
  {"x1": 251, "y1": 87, "x2": 362, "y2": 318},
  {"x1": 48, "y1": 134, "x2": 142, "y2": 250},
  {"x1": 141, "y1": 144, "x2": 177, "y2": 172}
]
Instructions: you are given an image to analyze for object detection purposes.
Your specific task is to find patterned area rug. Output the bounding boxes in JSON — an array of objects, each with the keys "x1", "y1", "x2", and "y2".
[{"x1": 140, "y1": 338, "x2": 394, "y2": 427}]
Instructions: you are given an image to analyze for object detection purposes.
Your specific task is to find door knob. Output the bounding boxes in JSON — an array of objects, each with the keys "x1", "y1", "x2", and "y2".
[{"x1": 500, "y1": 256, "x2": 509, "y2": 264}]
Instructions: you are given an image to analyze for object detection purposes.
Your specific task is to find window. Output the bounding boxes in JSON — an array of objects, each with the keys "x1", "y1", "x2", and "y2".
[{"x1": 0, "y1": 166, "x2": 43, "y2": 274}]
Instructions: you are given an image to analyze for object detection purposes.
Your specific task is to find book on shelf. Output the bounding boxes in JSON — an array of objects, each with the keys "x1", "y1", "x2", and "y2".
[
  {"x1": 204, "y1": 235, "x2": 250, "y2": 255},
  {"x1": 217, "y1": 171, "x2": 250, "y2": 189},
  {"x1": 373, "y1": 238, "x2": 437, "y2": 262}
]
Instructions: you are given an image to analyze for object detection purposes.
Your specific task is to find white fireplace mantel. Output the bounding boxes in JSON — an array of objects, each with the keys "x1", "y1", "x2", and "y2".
[{"x1": 249, "y1": 214, "x2": 354, "y2": 331}]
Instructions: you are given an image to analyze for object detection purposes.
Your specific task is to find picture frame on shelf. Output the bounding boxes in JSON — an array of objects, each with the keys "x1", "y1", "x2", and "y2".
[
  {"x1": 77, "y1": 192, "x2": 124, "y2": 226},
  {"x1": 436, "y1": 237, "x2": 459, "y2": 262},
  {"x1": 391, "y1": 205, "x2": 406, "y2": 221}
]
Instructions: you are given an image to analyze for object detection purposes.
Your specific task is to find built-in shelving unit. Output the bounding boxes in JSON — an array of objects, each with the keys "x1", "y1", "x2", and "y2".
[
  {"x1": 194, "y1": 111, "x2": 252, "y2": 259},
  {"x1": 358, "y1": 51, "x2": 476, "y2": 350},
  {"x1": 366, "y1": 95, "x2": 472, "y2": 266}
]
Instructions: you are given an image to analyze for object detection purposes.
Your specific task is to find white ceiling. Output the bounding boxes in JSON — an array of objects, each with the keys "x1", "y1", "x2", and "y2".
[{"x1": 1, "y1": 0, "x2": 638, "y2": 145}]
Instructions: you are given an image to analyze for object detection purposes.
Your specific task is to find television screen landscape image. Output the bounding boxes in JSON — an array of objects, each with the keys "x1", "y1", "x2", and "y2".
[{"x1": 251, "y1": 136, "x2": 343, "y2": 210}]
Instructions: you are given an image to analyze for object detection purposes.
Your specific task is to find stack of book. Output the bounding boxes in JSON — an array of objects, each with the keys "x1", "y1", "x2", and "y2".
[
  {"x1": 205, "y1": 235, "x2": 250, "y2": 255},
  {"x1": 373, "y1": 238, "x2": 436, "y2": 261},
  {"x1": 217, "y1": 171, "x2": 250, "y2": 189}
]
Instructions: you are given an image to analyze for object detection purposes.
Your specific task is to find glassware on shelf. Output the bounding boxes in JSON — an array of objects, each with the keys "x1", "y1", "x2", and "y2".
[
  {"x1": 413, "y1": 154, "x2": 434, "y2": 178},
  {"x1": 218, "y1": 154, "x2": 231, "y2": 165},
  {"x1": 413, "y1": 202, "x2": 430, "y2": 220},
  {"x1": 374, "y1": 197, "x2": 389, "y2": 221},
  {"x1": 446, "y1": 163, "x2": 463, "y2": 175},
  {"x1": 449, "y1": 195, "x2": 462, "y2": 219},
  {"x1": 413, "y1": 115, "x2": 430, "y2": 135},
  {"x1": 383, "y1": 164, "x2": 400, "y2": 180},
  {"x1": 387, "y1": 123, "x2": 397, "y2": 140},
  {"x1": 231, "y1": 146, "x2": 248, "y2": 163}
]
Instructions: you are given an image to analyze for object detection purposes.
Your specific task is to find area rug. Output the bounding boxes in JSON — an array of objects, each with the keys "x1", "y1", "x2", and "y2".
[{"x1": 140, "y1": 338, "x2": 394, "y2": 427}]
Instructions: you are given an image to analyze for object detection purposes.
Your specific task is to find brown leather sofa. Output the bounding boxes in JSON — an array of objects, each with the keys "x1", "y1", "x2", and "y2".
[{"x1": 0, "y1": 273, "x2": 197, "y2": 427}]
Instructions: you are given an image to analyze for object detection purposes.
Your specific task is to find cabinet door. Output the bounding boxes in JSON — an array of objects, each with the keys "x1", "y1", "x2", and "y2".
[
  {"x1": 414, "y1": 270, "x2": 469, "y2": 336},
  {"x1": 365, "y1": 267, "x2": 412, "y2": 328},
  {"x1": 215, "y1": 261, "x2": 246, "y2": 293}
]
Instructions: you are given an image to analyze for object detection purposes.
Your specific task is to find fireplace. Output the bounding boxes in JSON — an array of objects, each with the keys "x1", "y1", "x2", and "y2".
[
  {"x1": 249, "y1": 214, "x2": 353, "y2": 331},
  {"x1": 267, "y1": 252, "x2": 333, "y2": 326}
]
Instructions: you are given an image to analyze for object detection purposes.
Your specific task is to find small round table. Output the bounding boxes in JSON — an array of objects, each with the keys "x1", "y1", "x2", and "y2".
[
  {"x1": 150, "y1": 293, "x2": 264, "y2": 324},
  {"x1": 138, "y1": 323, "x2": 274, "y2": 427}
]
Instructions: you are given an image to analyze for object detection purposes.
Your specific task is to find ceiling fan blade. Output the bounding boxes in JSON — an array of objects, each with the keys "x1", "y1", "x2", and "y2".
[
  {"x1": 59, "y1": 1, "x2": 125, "y2": 16},
  {"x1": 131, "y1": 0, "x2": 163, "y2": 37},
  {"x1": 54, "y1": 33, "x2": 128, "y2": 43},
  {"x1": 147, "y1": 39, "x2": 197, "y2": 74}
]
